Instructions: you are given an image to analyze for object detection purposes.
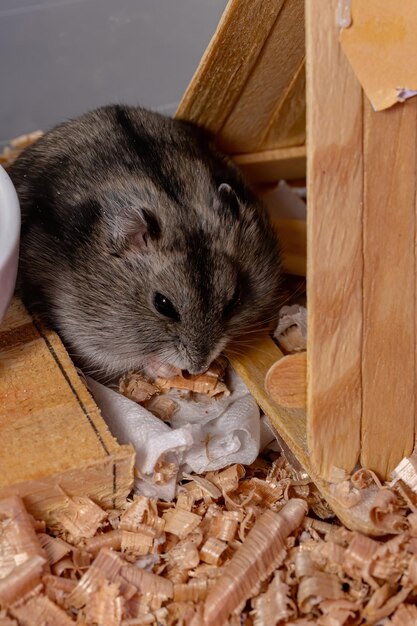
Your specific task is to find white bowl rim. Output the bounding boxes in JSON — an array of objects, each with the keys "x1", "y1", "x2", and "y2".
[{"x1": 0, "y1": 165, "x2": 20, "y2": 271}]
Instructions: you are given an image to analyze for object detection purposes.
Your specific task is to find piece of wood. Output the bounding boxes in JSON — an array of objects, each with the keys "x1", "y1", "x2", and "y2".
[
  {"x1": 272, "y1": 218, "x2": 306, "y2": 277},
  {"x1": 176, "y1": 0, "x2": 286, "y2": 134},
  {"x1": 265, "y1": 352, "x2": 306, "y2": 408},
  {"x1": 0, "y1": 299, "x2": 135, "y2": 523},
  {"x1": 360, "y1": 97, "x2": 416, "y2": 478},
  {"x1": 260, "y1": 58, "x2": 306, "y2": 151},
  {"x1": 176, "y1": 0, "x2": 305, "y2": 155},
  {"x1": 218, "y1": 0, "x2": 305, "y2": 153},
  {"x1": 306, "y1": 0, "x2": 363, "y2": 480},
  {"x1": 233, "y1": 145, "x2": 306, "y2": 183},
  {"x1": 227, "y1": 339, "x2": 384, "y2": 536}
]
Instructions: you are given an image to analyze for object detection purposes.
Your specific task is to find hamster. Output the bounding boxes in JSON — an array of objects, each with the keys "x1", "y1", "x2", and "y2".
[{"x1": 10, "y1": 105, "x2": 282, "y2": 380}]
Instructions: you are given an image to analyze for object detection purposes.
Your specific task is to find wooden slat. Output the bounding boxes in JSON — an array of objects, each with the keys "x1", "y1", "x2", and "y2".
[
  {"x1": 306, "y1": 0, "x2": 362, "y2": 479},
  {"x1": 227, "y1": 339, "x2": 384, "y2": 535},
  {"x1": 176, "y1": 0, "x2": 286, "y2": 134},
  {"x1": 219, "y1": 0, "x2": 305, "y2": 154},
  {"x1": 260, "y1": 58, "x2": 306, "y2": 151},
  {"x1": 360, "y1": 97, "x2": 416, "y2": 478},
  {"x1": 233, "y1": 145, "x2": 306, "y2": 183},
  {"x1": 272, "y1": 218, "x2": 306, "y2": 277},
  {"x1": 0, "y1": 298, "x2": 135, "y2": 521}
]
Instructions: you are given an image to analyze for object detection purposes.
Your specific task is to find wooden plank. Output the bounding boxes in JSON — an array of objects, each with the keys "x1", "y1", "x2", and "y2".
[
  {"x1": 227, "y1": 339, "x2": 384, "y2": 535},
  {"x1": 219, "y1": 0, "x2": 305, "y2": 154},
  {"x1": 176, "y1": 0, "x2": 286, "y2": 134},
  {"x1": 272, "y1": 218, "x2": 306, "y2": 277},
  {"x1": 233, "y1": 145, "x2": 306, "y2": 183},
  {"x1": 0, "y1": 298, "x2": 135, "y2": 521},
  {"x1": 360, "y1": 97, "x2": 416, "y2": 478},
  {"x1": 260, "y1": 58, "x2": 306, "y2": 151},
  {"x1": 306, "y1": 0, "x2": 363, "y2": 480}
]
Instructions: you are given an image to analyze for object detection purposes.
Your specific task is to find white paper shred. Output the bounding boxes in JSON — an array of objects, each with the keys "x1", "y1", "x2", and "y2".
[{"x1": 87, "y1": 370, "x2": 260, "y2": 500}]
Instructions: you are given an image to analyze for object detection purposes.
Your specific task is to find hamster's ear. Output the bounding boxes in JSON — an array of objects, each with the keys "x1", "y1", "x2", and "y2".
[
  {"x1": 130, "y1": 209, "x2": 161, "y2": 248},
  {"x1": 217, "y1": 183, "x2": 240, "y2": 220},
  {"x1": 111, "y1": 208, "x2": 161, "y2": 255}
]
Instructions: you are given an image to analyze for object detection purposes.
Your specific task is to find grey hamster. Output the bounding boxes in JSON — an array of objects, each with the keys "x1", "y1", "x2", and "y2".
[{"x1": 10, "y1": 105, "x2": 282, "y2": 379}]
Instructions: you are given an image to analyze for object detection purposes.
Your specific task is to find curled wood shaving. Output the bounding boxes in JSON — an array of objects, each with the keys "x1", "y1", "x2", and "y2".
[
  {"x1": 297, "y1": 572, "x2": 344, "y2": 614},
  {"x1": 119, "y1": 497, "x2": 164, "y2": 536},
  {"x1": 10, "y1": 594, "x2": 74, "y2": 626},
  {"x1": 163, "y1": 509, "x2": 201, "y2": 539},
  {"x1": 173, "y1": 579, "x2": 208, "y2": 603},
  {"x1": 67, "y1": 549, "x2": 123, "y2": 609},
  {"x1": 274, "y1": 305, "x2": 307, "y2": 354},
  {"x1": 251, "y1": 573, "x2": 296, "y2": 626},
  {"x1": 153, "y1": 459, "x2": 178, "y2": 485},
  {"x1": 119, "y1": 373, "x2": 159, "y2": 404},
  {"x1": 318, "y1": 598, "x2": 360, "y2": 625},
  {"x1": 83, "y1": 580, "x2": 122, "y2": 626},
  {"x1": 37, "y1": 534, "x2": 72, "y2": 566},
  {"x1": 209, "y1": 511, "x2": 239, "y2": 542},
  {"x1": 144, "y1": 395, "x2": 177, "y2": 421},
  {"x1": 330, "y1": 480, "x2": 362, "y2": 508},
  {"x1": 155, "y1": 356, "x2": 230, "y2": 398},
  {"x1": 351, "y1": 468, "x2": 382, "y2": 490},
  {"x1": 203, "y1": 500, "x2": 307, "y2": 625},
  {"x1": 0, "y1": 131, "x2": 43, "y2": 168},
  {"x1": 391, "y1": 452, "x2": 417, "y2": 493},
  {"x1": 388, "y1": 602, "x2": 417, "y2": 625},
  {"x1": 363, "y1": 586, "x2": 411, "y2": 624},
  {"x1": 51, "y1": 496, "x2": 107, "y2": 541},
  {"x1": 199, "y1": 537, "x2": 227, "y2": 566},
  {"x1": 205, "y1": 464, "x2": 246, "y2": 494},
  {"x1": 344, "y1": 533, "x2": 379, "y2": 586},
  {"x1": 121, "y1": 563, "x2": 173, "y2": 605},
  {"x1": 0, "y1": 555, "x2": 46, "y2": 607},
  {"x1": 369, "y1": 488, "x2": 408, "y2": 533},
  {"x1": 81, "y1": 529, "x2": 123, "y2": 556},
  {"x1": 166, "y1": 539, "x2": 201, "y2": 571},
  {"x1": 0, "y1": 496, "x2": 47, "y2": 579},
  {"x1": 182, "y1": 473, "x2": 222, "y2": 500}
]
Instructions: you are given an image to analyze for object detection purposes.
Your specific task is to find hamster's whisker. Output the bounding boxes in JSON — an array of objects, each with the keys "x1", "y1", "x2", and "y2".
[{"x1": 228, "y1": 343, "x2": 280, "y2": 359}]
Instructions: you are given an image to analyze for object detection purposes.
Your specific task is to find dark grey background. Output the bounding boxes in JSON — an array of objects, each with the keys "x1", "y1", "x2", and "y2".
[{"x1": 0, "y1": 0, "x2": 227, "y2": 147}]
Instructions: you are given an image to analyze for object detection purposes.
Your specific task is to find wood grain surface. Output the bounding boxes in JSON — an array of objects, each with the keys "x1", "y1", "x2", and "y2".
[{"x1": 306, "y1": 0, "x2": 363, "y2": 479}]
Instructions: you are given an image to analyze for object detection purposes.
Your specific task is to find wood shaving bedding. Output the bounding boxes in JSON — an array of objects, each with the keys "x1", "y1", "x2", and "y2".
[
  {"x1": 3, "y1": 134, "x2": 417, "y2": 623},
  {"x1": 0, "y1": 131, "x2": 43, "y2": 168},
  {"x1": 1, "y1": 454, "x2": 417, "y2": 624},
  {"x1": 119, "y1": 357, "x2": 230, "y2": 414}
]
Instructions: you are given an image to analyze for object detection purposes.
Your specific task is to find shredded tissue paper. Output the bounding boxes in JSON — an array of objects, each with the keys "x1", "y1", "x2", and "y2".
[{"x1": 88, "y1": 370, "x2": 275, "y2": 500}]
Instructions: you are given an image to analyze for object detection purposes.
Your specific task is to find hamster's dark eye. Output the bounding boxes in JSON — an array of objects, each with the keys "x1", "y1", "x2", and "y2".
[
  {"x1": 224, "y1": 285, "x2": 241, "y2": 316},
  {"x1": 153, "y1": 292, "x2": 180, "y2": 321}
]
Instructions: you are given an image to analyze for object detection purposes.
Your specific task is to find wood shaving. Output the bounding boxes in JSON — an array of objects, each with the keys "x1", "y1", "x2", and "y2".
[
  {"x1": 155, "y1": 356, "x2": 230, "y2": 399},
  {"x1": 0, "y1": 131, "x2": 43, "y2": 168},
  {"x1": 119, "y1": 373, "x2": 159, "y2": 404},
  {"x1": 3, "y1": 454, "x2": 417, "y2": 624},
  {"x1": 119, "y1": 357, "x2": 229, "y2": 420},
  {"x1": 143, "y1": 396, "x2": 178, "y2": 422},
  {"x1": 273, "y1": 305, "x2": 307, "y2": 353}
]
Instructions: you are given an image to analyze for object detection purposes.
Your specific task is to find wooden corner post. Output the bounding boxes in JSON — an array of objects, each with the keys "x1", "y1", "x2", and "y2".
[{"x1": 306, "y1": 0, "x2": 415, "y2": 481}]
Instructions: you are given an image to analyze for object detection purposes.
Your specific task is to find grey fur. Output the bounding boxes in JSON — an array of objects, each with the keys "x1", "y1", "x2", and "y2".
[{"x1": 10, "y1": 105, "x2": 282, "y2": 379}]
